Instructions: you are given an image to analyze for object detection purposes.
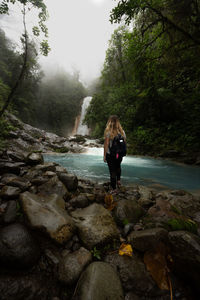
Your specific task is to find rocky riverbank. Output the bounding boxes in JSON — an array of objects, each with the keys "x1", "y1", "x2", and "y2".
[{"x1": 1, "y1": 147, "x2": 200, "y2": 299}]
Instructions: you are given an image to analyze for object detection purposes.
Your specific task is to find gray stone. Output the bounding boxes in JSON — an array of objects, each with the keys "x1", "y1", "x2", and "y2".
[
  {"x1": 0, "y1": 185, "x2": 21, "y2": 200},
  {"x1": 7, "y1": 150, "x2": 25, "y2": 162},
  {"x1": 73, "y1": 262, "x2": 124, "y2": 300},
  {"x1": 20, "y1": 192, "x2": 76, "y2": 244},
  {"x1": 55, "y1": 165, "x2": 68, "y2": 173},
  {"x1": 104, "y1": 253, "x2": 159, "y2": 296},
  {"x1": 72, "y1": 203, "x2": 119, "y2": 249},
  {"x1": 26, "y1": 152, "x2": 44, "y2": 165},
  {"x1": 34, "y1": 162, "x2": 56, "y2": 172},
  {"x1": 169, "y1": 230, "x2": 200, "y2": 292},
  {"x1": 70, "y1": 194, "x2": 89, "y2": 208},
  {"x1": 0, "y1": 162, "x2": 24, "y2": 175},
  {"x1": 0, "y1": 275, "x2": 48, "y2": 300},
  {"x1": 138, "y1": 185, "x2": 154, "y2": 208},
  {"x1": 1, "y1": 173, "x2": 18, "y2": 184},
  {"x1": 58, "y1": 247, "x2": 92, "y2": 284},
  {"x1": 7, "y1": 176, "x2": 31, "y2": 191},
  {"x1": 3, "y1": 200, "x2": 17, "y2": 223},
  {"x1": 0, "y1": 223, "x2": 40, "y2": 269},
  {"x1": 58, "y1": 173, "x2": 78, "y2": 192},
  {"x1": 169, "y1": 230, "x2": 200, "y2": 265},
  {"x1": 37, "y1": 176, "x2": 70, "y2": 200},
  {"x1": 113, "y1": 199, "x2": 144, "y2": 226},
  {"x1": 128, "y1": 228, "x2": 168, "y2": 252}
]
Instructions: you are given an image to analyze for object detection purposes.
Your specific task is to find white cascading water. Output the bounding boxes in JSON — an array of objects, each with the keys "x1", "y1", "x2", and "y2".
[{"x1": 76, "y1": 96, "x2": 92, "y2": 135}]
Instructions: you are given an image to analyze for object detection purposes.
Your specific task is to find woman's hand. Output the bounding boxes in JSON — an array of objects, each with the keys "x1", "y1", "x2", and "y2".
[{"x1": 103, "y1": 155, "x2": 106, "y2": 162}]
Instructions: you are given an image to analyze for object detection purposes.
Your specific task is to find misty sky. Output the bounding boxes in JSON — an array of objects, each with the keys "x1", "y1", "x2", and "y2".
[{"x1": 0, "y1": 0, "x2": 118, "y2": 84}]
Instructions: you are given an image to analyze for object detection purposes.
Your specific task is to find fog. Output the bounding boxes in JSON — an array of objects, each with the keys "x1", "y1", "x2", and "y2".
[{"x1": 0, "y1": 0, "x2": 117, "y2": 84}]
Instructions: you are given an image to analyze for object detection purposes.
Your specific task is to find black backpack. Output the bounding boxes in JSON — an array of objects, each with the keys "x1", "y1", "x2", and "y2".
[{"x1": 110, "y1": 134, "x2": 126, "y2": 159}]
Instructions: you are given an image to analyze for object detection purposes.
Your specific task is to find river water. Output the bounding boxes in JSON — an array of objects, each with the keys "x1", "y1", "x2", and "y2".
[{"x1": 44, "y1": 147, "x2": 200, "y2": 193}]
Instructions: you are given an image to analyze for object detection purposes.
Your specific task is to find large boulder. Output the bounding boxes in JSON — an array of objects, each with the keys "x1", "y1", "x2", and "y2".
[
  {"x1": 127, "y1": 228, "x2": 168, "y2": 252},
  {"x1": 169, "y1": 230, "x2": 200, "y2": 292},
  {"x1": 20, "y1": 192, "x2": 76, "y2": 244},
  {"x1": 58, "y1": 173, "x2": 78, "y2": 192},
  {"x1": 26, "y1": 152, "x2": 44, "y2": 165},
  {"x1": 58, "y1": 247, "x2": 92, "y2": 284},
  {"x1": 0, "y1": 185, "x2": 21, "y2": 200},
  {"x1": 104, "y1": 253, "x2": 159, "y2": 296},
  {"x1": 72, "y1": 203, "x2": 119, "y2": 249},
  {"x1": 3, "y1": 200, "x2": 17, "y2": 224},
  {"x1": 0, "y1": 223, "x2": 40, "y2": 269},
  {"x1": 0, "y1": 162, "x2": 24, "y2": 175},
  {"x1": 73, "y1": 262, "x2": 124, "y2": 300},
  {"x1": 113, "y1": 199, "x2": 144, "y2": 226},
  {"x1": 0, "y1": 275, "x2": 49, "y2": 300},
  {"x1": 37, "y1": 176, "x2": 70, "y2": 200}
]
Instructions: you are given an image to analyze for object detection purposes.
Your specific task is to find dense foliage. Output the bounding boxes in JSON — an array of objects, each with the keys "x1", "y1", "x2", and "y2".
[
  {"x1": 85, "y1": 0, "x2": 200, "y2": 156},
  {"x1": 0, "y1": 29, "x2": 86, "y2": 140}
]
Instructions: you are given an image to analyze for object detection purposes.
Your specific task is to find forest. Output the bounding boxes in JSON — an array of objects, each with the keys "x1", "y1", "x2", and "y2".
[
  {"x1": 0, "y1": 0, "x2": 200, "y2": 158},
  {"x1": 85, "y1": 0, "x2": 200, "y2": 157}
]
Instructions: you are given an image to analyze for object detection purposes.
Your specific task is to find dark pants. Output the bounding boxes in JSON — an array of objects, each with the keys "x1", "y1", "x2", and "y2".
[{"x1": 106, "y1": 153, "x2": 122, "y2": 189}]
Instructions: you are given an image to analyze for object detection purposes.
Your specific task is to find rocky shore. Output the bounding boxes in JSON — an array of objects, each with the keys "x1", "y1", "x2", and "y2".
[
  {"x1": 1, "y1": 113, "x2": 200, "y2": 299},
  {"x1": 1, "y1": 146, "x2": 200, "y2": 299}
]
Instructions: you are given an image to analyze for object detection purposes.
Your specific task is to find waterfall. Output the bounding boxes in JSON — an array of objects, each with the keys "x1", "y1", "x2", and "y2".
[{"x1": 75, "y1": 96, "x2": 92, "y2": 135}]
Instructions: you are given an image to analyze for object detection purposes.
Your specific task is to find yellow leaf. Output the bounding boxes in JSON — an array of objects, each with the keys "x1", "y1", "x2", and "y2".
[
  {"x1": 104, "y1": 194, "x2": 116, "y2": 211},
  {"x1": 119, "y1": 243, "x2": 133, "y2": 257}
]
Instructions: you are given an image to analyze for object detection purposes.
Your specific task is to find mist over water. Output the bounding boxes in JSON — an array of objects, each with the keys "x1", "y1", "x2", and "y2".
[{"x1": 44, "y1": 148, "x2": 200, "y2": 192}]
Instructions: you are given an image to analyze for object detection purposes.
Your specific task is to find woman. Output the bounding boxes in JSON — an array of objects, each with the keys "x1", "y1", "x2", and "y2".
[{"x1": 104, "y1": 115, "x2": 126, "y2": 193}]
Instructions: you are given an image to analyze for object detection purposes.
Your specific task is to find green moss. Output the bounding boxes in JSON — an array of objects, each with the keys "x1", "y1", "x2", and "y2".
[
  {"x1": 54, "y1": 147, "x2": 69, "y2": 153},
  {"x1": 167, "y1": 218, "x2": 198, "y2": 234}
]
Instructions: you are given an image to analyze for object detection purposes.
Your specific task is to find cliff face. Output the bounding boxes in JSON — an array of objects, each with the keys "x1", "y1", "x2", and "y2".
[{"x1": 3, "y1": 113, "x2": 85, "y2": 155}]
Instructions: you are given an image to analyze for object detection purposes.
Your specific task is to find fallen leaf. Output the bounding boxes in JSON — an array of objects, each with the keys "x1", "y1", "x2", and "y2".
[
  {"x1": 119, "y1": 243, "x2": 133, "y2": 257},
  {"x1": 104, "y1": 194, "x2": 116, "y2": 211},
  {"x1": 144, "y1": 243, "x2": 171, "y2": 291}
]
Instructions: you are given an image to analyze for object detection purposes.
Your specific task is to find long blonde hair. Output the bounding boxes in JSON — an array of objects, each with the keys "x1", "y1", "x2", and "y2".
[{"x1": 104, "y1": 115, "x2": 125, "y2": 139}]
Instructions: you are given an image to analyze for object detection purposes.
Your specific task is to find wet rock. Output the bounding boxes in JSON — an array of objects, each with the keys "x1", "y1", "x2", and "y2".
[
  {"x1": 0, "y1": 162, "x2": 24, "y2": 175},
  {"x1": 169, "y1": 191, "x2": 200, "y2": 218},
  {"x1": 72, "y1": 203, "x2": 119, "y2": 249},
  {"x1": 55, "y1": 165, "x2": 68, "y2": 173},
  {"x1": 169, "y1": 230, "x2": 200, "y2": 292},
  {"x1": 37, "y1": 176, "x2": 70, "y2": 200},
  {"x1": 125, "y1": 292, "x2": 140, "y2": 300},
  {"x1": 58, "y1": 247, "x2": 92, "y2": 284},
  {"x1": 6, "y1": 176, "x2": 31, "y2": 191},
  {"x1": 104, "y1": 253, "x2": 162, "y2": 296},
  {"x1": 73, "y1": 262, "x2": 124, "y2": 300},
  {"x1": 1, "y1": 173, "x2": 18, "y2": 184},
  {"x1": 58, "y1": 173, "x2": 78, "y2": 192},
  {"x1": 20, "y1": 192, "x2": 76, "y2": 244},
  {"x1": 78, "y1": 182, "x2": 95, "y2": 193},
  {"x1": 7, "y1": 150, "x2": 26, "y2": 162},
  {"x1": 128, "y1": 228, "x2": 168, "y2": 252},
  {"x1": 45, "y1": 249, "x2": 59, "y2": 267},
  {"x1": 138, "y1": 185, "x2": 155, "y2": 208},
  {"x1": 3, "y1": 200, "x2": 17, "y2": 223},
  {"x1": 0, "y1": 185, "x2": 21, "y2": 200},
  {"x1": 0, "y1": 223, "x2": 40, "y2": 269},
  {"x1": 0, "y1": 275, "x2": 49, "y2": 300},
  {"x1": 26, "y1": 152, "x2": 44, "y2": 165},
  {"x1": 34, "y1": 162, "x2": 56, "y2": 172},
  {"x1": 147, "y1": 198, "x2": 173, "y2": 225},
  {"x1": 70, "y1": 194, "x2": 89, "y2": 208},
  {"x1": 113, "y1": 199, "x2": 144, "y2": 226},
  {"x1": 44, "y1": 171, "x2": 56, "y2": 177},
  {"x1": 31, "y1": 176, "x2": 49, "y2": 186}
]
